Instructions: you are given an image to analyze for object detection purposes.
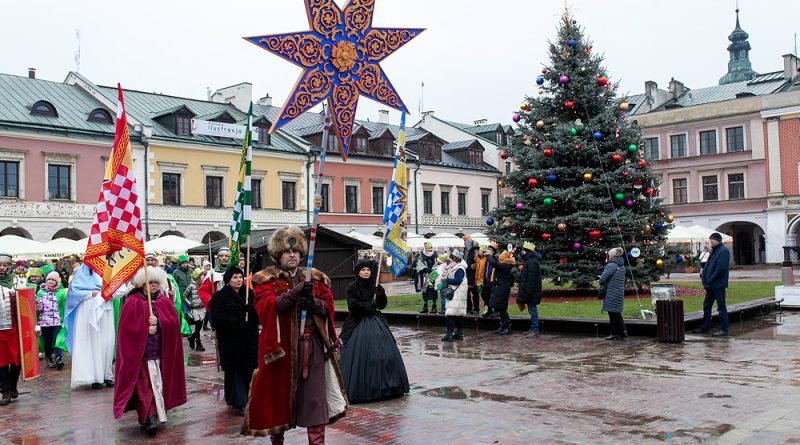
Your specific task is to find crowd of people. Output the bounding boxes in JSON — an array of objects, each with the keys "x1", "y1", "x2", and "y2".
[{"x1": 0, "y1": 228, "x2": 732, "y2": 443}]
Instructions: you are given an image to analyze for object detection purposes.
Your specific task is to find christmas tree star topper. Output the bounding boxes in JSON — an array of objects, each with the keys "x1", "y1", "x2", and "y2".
[{"x1": 245, "y1": 0, "x2": 424, "y2": 159}]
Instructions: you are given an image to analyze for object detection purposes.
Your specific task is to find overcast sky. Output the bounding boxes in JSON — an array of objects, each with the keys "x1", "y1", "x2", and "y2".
[{"x1": 2, "y1": 1, "x2": 798, "y2": 127}]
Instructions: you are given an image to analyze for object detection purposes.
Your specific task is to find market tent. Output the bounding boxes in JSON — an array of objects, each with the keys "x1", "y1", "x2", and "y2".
[
  {"x1": 31, "y1": 237, "x2": 88, "y2": 259},
  {"x1": 429, "y1": 232, "x2": 465, "y2": 249},
  {"x1": 345, "y1": 230, "x2": 383, "y2": 250},
  {"x1": 145, "y1": 235, "x2": 203, "y2": 256},
  {"x1": 0, "y1": 235, "x2": 48, "y2": 256},
  {"x1": 688, "y1": 225, "x2": 732, "y2": 242},
  {"x1": 666, "y1": 225, "x2": 732, "y2": 243}
]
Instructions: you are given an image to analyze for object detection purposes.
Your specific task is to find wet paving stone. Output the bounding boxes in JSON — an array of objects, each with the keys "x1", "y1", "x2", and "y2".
[{"x1": 2, "y1": 312, "x2": 800, "y2": 444}]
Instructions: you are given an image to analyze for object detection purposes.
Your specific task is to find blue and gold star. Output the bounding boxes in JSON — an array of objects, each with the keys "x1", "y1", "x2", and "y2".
[{"x1": 245, "y1": 0, "x2": 424, "y2": 159}]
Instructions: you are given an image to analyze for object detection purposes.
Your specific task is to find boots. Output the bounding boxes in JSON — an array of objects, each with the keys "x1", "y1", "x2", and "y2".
[
  {"x1": 195, "y1": 338, "x2": 206, "y2": 352},
  {"x1": 56, "y1": 356, "x2": 64, "y2": 370},
  {"x1": 307, "y1": 425, "x2": 325, "y2": 445},
  {"x1": 441, "y1": 328, "x2": 454, "y2": 342},
  {"x1": 188, "y1": 336, "x2": 196, "y2": 350},
  {"x1": 419, "y1": 302, "x2": 429, "y2": 314},
  {"x1": 270, "y1": 433, "x2": 285, "y2": 445},
  {"x1": 0, "y1": 392, "x2": 10, "y2": 406},
  {"x1": 497, "y1": 322, "x2": 512, "y2": 335},
  {"x1": 144, "y1": 415, "x2": 158, "y2": 436},
  {"x1": 452, "y1": 328, "x2": 464, "y2": 341},
  {"x1": 46, "y1": 357, "x2": 56, "y2": 369}
]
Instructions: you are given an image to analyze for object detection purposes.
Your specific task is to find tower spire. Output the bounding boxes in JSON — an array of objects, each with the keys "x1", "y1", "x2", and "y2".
[{"x1": 719, "y1": 4, "x2": 757, "y2": 84}]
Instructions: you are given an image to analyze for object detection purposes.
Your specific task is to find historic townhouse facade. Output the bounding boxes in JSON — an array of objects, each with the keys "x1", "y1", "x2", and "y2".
[{"x1": 629, "y1": 11, "x2": 800, "y2": 264}]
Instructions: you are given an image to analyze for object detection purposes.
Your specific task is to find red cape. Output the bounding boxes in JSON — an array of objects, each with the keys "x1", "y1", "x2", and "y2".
[
  {"x1": 243, "y1": 267, "x2": 336, "y2": 436},
  {"x1": 113, "y1": 291, "x2": 186, "y2": 419},
  {"x1": 0, "y1": 291, "x2": 19, "y2": 368},
  {"x1": 198, "y1": 277, "x2": 215, "y2": 311}
]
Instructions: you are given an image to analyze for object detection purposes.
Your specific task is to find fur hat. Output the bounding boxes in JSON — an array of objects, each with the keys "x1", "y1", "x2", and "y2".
[
  {"x1": 132, "y1": 266, "x2": 168, "y2": 290},
  {"x1": 268, "y1": 226, "x2": 308, "y2": 261},
  {"x1": 709, "y1": 232, "x2": 723, "y2": 242},
  {"x1": 223, "y1": 266, "x2": 244, "y2": 285},
  {"x1": 354, "y1": 259, "x2": 376, "y2": 276},
  {"x1": 607, "y1": 247, "x2": 624, "y2": 257}
]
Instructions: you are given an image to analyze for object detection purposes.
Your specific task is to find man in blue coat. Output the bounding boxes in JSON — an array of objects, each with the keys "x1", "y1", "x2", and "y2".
[{"x1": 693, "y1": 232, "x2": 730, "y2": 336}]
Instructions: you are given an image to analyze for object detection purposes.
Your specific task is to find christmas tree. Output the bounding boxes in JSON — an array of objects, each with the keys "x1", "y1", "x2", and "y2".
[{"x1": 488, "y1": 10, "x2": 673, "y2": 289}]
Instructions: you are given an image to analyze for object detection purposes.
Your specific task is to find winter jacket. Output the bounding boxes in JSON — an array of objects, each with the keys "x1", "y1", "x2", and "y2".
[
  {"x1": 599, "y1": 256, "x2": 625, "y2": 313},
  {"x1": 444, "y1": 261, "x2": 468, "y2": 317},
  {"x1": 36, "y1": 286, "x2": 66, "y2": 327},
  {"x1": 208, "y1": 284, "x2": 259, "y2": 372},
  {"x1": 171, "y1": 267, "x2": 193, "y2": 296},
  {"x1": 465, "y1": 242, "x2": 479, "y2": 286},
  {"x1": 485, "y1": 254, "x2": 514, "y2": 309},
  {"x1": 516, "y1": 252, "x2": 542, "y2": 306},
  {"x1": 701, "y1": 243, "x2": 730, "y2": 289}
]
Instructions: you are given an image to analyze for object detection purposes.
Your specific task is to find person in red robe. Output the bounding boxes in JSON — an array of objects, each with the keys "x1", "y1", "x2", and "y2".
[
  {"x1": 0, "y1": 253, "x2": 21, "y2": 406},
  {"x1": 241, "y1": 226, "x2": 348, "y2": 445},
  {"x1": 113, "y1": 266, "x2": 186, "y2": 436}
]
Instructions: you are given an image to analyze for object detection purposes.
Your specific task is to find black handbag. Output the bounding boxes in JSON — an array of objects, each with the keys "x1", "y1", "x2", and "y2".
[
  {"x1": 441, "y1": 286, "x2": 455, "y2": 301},
  {"x1": 597, "y1": 284, "x2": 608, "y2": 300}
]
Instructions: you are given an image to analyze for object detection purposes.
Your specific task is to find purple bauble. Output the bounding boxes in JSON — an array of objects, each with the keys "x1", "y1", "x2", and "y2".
[
  {"x1": 516, "y1": 202, "x2": 524, "y2": 209},
  {"x1": 625, "y1": 198, "x2": 633, "y2": 207},
  {"x1": 559, "y1": 75, "x2": 570, "y2": 84},
  {"x1": 572, "y1": 242, "x2": 582, "y2": 250},
  {"x1": 512, "y1": 113, "x2": 520, "y2": 123}
]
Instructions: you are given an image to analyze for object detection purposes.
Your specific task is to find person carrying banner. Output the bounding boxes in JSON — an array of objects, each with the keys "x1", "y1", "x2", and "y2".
[
  {"x1": 0, "y1": 253, "x2": 21, "y2": 405},
  {"x1": 242, "y1": 226, "x2": 347, "y2": 444}
]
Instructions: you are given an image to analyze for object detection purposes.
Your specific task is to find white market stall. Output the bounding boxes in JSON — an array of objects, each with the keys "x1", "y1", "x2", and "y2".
[
  {"x1": 0, "y1": 235, "x2": 48, "y2": 257},
  {"x1": 144, "y1": 235, "x2": 203, "y2": 256}
]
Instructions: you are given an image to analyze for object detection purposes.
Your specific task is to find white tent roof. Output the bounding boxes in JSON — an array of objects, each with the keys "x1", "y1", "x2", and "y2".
[
  {"x1": 667, "y1": 225, "x2": 732, "y2": 243},
  {"x1": 345, "y1": 231, "x2": 383, "y2": 250},
  {"x1": 688, "y1": 225, "x2": 732, "y2": 242},
  {"x1": 0, "y1": 235, "x2": 47, "y2": 256},
  {"x1": 145, "y1": 235, "x2": 203, "y2": 256}
]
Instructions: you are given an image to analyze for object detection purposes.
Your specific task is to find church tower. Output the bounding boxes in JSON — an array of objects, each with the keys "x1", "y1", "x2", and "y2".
[{"x1": 719, "y1": 7, "x2": 758, "y2": 85}]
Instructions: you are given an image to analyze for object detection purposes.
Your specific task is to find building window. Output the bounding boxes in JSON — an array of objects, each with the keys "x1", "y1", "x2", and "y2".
[
  {"x1": 176, "y1": 114, "x2": 192, "y2": 136},
  {"x1": 256, "y1": 125, "x2": 270, "y2": 145},
  {"x1": 423, "y1": 190, "x2": 433, "y2": 214},
  {"x1": 354, "y1": 137, "x2": 367, "y2": 154},
  {"x1": 345, "y1": 185, "x2": 358, "y2": 213},
  {"x1": 457, "y1": 191, "x2": 467, "y2": 215},
  {"x1": 282, "y1": 181, "x2": 296, "y2": 210},
  {"x1": 206, "y1": 176, "x2": 223, "y2": 207},
  {"x1": 469, "y1": 149, "x2": 483, "y2": 165},
  {"x1": 371, "y1": 186, "x2": 384, "y2": 214},
  {"x1": 481, "y1": 192, "x2": 490, "y2": 216},
  {"x1": 88, "y1": 108, "x2": 113, "y2": 124},
  {"x1": 328, "y1": 135, "x2": 339, "y2": 152},
  {"x1": 382, "y1": 139, "x2": 393, "y2": 156},
  {"x1": 505, "y1": 162, "x2": 511, "y2": 173},
  {"x1": 670, "y1": 134, "x2": 686, "y2": 158},
  {"x1": 495, "y1": 131, "x2": 503, "y2": 145},
  {"x1": 440, "y1": 191, "x2": 450, "y2": 215},
  {"x1": 726, "y1": 127, "x2": 744, "y2": 152},
  {"x1": 702, "y1": 175, "x2": 718, "y2": 201},
  {"x1": 31, "y1": 100, "x2": 58, "y2": 117},
  {"x1": 728, "y1": 173, "x2": 745, "y2": 200},
  {"x1": 699, "y1": 130, "x2": 717, "y2": 155},
  {"x1": 0, "y1": 161, "x2": 18, "y2": 198},
  {"x1": 251, "y1": 178, "x2": 262, "y2": 209},
  {"x1": 162, "y1": 173, "x2": 181, "y2": 205},
  {"x1": 672, "y1": 178, "x2": 687, "y2": 204},
  {"x1": 48, "y1": 164, "x2": 71, "y2": 200},
  {"x1": 644, "y1": 137, "x2": 660, "y2": 161},
  {"x1": 320, "y1": 183, "x2": 330, "y2": 212}
]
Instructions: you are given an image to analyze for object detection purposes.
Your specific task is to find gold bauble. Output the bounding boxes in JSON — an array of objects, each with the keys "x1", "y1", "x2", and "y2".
[
  {"x1": 619, "y1": 102, "x2": 630, "y2": 112},
  {"x1": 667, "y1": 214, "x2": 674, "y2": 223},
  {"x1": 557, "y1": 222, "x2": 567, "y2": 231},
  {"x1": 655, "y1": 259, "x2": 664, "y2": 269},
  {"x1": 538, "y1": 89, "x2": 544, "y2": 95},
  {"x1": 644, "y1": 225, "x2": 652, "y2": 233},
  {"x1": 520, "y1": 102, "x2": 529, "y2": 111},
  {"x1": 536, "y1": 120, "x2": 545, "y2": 129},
  {"x1": 582, "y1": 172, "x2": 593, "y2": 182},
  {"x1": 498, "y1": 179, "x2": 505, "y2": 188}
]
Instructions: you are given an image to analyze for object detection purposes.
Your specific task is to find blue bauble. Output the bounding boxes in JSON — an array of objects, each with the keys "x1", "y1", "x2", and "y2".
[
  {"x1": 675, "y1": 254, "x2": 684, "y2": 263},
  {"x1": 567, "y1": 39, "x2": 577, "y2": 47},
  {"x1": 655, "y1": 222, "x2": 664, "y2": 230},
  {"x1": 486, "y1": 217, "x2": 494, "y2": 226},
  {"x1": 593, "y1": 131, "x2": 603, "y2": 140},
  {"x1": 546, "y1": 173, "x2": 557, "y2": 182},
  {"x1": 536, "y1": 76, "x2": 544, "y2": 85}
]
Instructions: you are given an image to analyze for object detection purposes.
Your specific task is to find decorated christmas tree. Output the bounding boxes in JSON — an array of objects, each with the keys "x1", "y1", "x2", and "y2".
[{"x1": 488, "y1": 10, "x2": 673, "y2": 289}]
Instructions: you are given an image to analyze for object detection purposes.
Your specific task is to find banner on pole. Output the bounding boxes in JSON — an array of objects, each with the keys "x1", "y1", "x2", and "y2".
[{"x1": 383, "y1": 113, "x2": 409, "y2": 276}]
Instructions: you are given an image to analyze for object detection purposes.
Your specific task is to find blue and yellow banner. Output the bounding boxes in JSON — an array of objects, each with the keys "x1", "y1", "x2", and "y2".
[{"x1": 383, "y1": 113, "x2": 408, "y2": 276}]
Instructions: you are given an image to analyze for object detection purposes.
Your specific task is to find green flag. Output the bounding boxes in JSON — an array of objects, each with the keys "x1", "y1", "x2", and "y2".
[{"x1": 229, "y1": 103, "x2": 253, "y2": 264}]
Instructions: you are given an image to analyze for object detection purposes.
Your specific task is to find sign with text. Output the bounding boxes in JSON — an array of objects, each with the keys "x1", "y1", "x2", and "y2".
[
  {"x1": 191, "y1": 119, "x2": 262, "y2": 140},
  {"x1": 15, "y1": 287, "x2": 40, "y2": 381}
]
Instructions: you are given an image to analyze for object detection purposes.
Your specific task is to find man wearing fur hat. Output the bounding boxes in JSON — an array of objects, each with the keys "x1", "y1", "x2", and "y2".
[
  {"x1": 242, "y1": 226, "x2": 347, "y2": 444},
  {"x1": 0, "y1": 253, "x2": 22, "y2": 405}
]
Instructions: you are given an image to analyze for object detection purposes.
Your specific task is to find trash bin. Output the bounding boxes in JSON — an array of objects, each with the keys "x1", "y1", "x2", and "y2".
[{"x1": 656, "y1": 299, "x2": 684, "y2": 343}]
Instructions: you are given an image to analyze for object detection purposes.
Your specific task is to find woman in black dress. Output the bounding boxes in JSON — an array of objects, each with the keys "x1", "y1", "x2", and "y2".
[
  {"x1": 339, "y1": 260, "x2": 409, "y2": 403},
  {"x1": 208, "y1": 267, "x2": 258, "y2": 416}
]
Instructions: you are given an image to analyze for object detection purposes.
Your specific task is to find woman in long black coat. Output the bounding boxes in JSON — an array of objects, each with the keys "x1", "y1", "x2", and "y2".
[
  {"x1": 485, "y1": 250, "x2": 516, "y2": 335},
  {"x1": 208, "y1": 266, "x2": 258, "y2": 415},
  {"x1": 339, "y1": 260, "x2": 409, "y2": 403}
]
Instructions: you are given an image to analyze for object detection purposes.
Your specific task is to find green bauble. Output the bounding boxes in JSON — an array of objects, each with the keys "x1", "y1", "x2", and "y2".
[
  {"x1": 614, "y1": 192, "x2": 625, "y2": 202},
  {"x1": 628, "y1": 144, "x2": 637, "y2": 152},
  {"x1": 543, "y1": 197, "x2": 554, "y2": 206},
  {"x1": 569, "y1": 128, "x2": 577, "y2": 136}
]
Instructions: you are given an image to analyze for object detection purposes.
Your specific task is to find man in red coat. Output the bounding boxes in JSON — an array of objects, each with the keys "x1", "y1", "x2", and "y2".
[
  {"x1": 242, "y1": 226, "x2": 347, "y2": 445},
  {"x1": 113, "y1": 266, "x2": 186, "y2": 436}
]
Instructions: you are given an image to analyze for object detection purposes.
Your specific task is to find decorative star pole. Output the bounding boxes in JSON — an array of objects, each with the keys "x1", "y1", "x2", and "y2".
[{"x1": 245, "y1": 0, "x2": 423, "y2": 332}]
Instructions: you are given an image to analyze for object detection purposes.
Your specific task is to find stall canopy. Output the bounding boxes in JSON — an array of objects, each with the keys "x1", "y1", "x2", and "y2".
[
  {"x1": 0, "y1": 235, "x2": 47, "y2": 256},
  {"x1": 667, "y1": 225, "x2": 732, "y2": 243},
  {"x1": 145, "y1": 235, "x2": 203, "y2": 256}
]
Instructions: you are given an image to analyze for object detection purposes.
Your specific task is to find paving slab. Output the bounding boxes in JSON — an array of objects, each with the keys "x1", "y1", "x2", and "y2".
[{"x1": 1, "y1": 311, "x2": 800, "y2": 444}]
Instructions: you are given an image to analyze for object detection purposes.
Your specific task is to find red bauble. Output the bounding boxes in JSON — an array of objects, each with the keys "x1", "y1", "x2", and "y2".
[
  {"x1": 644, "y1": 187, "x2": 654, "y2": 197},
  {"x1": 639, "y1": 160, "x2": 647, "y2": 168},
  {"x1": 612, "y1": 153, "x2": 622, "y2": 163},
  {"x1": 565, "y1": 100, "x2": 575, "y2": 109},
  {"x1": 574, "y1": 144, "x2": 581, "y2": 151},
  {"x1": 597, "y1": 76, "x2": 608, "y2": 86},
  {"x1": 541, "y1": 232, "x2": 551, "y2": 241},
  {"x1": 659, "y1": 211, "x2": 665, "y2": 217},
  {"x1": 528, "y1": 178, "x2": 538, "y2": 187},
  {"x1": 500, "y1": 151, "x2": 508, "y2": 159},
  {"x1": 543, "y1": 148, "x2": 553, "y2": 157},
  {"x1": 623, "y1": 171, "x2": 630, "y2": 177},
  {"x1": 588, "y1": 229, "x2": 601, "y2": 240}
]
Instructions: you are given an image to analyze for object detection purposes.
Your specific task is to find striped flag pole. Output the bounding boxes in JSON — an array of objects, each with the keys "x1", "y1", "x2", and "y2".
[{"x1": 300, "y1": 105, "x2": 331, "y2": 335}]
